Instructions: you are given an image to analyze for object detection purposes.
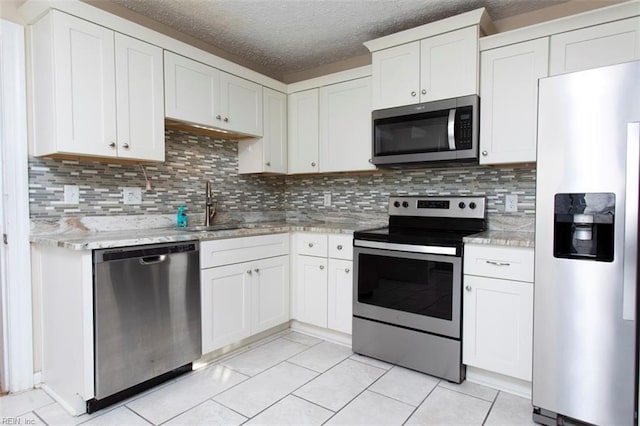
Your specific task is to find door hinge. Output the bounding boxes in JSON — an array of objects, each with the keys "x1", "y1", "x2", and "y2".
[{"x1": 2, "y1": 234, "x2": 7, "y2": 245}]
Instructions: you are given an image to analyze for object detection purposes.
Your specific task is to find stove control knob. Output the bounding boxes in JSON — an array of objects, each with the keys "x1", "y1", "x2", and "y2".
[
  {"x1": 458, "y1": 202, "x2": 466, "y2": 209},
  {"x1": 393, "y1": 201, "x2": 401, "y2": 208},
  {"x1": 402, "y1": 201, "x2": 409, "y2": 208},
  {"x1": 469, "y1": 202, "x2": 477, "y2": 209}
]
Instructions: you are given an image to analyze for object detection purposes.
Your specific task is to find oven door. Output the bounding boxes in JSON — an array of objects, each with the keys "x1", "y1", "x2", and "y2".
[{"x1": 353, "y1": 243, "x2": 462, "y2": 339}]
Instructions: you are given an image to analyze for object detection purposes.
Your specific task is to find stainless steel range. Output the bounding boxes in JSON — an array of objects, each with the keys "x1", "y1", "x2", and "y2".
[{"x1": 352, "y1": 196, "x2": 486, "y2": 383}]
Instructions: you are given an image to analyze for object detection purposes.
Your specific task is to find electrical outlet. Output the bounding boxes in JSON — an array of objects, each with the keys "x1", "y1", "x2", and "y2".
[
  {"x1": 505, "y1": 194, "x2": 518, "y2": 212},
  {"x1": 123, "y1": 187, "x2": 142, "y2": 205},
  {"x1": 63, "y1": 185, "x2": 79, "y2": 205},
  {"x1": 323, "y1": 193, "x2": 331, "y2": 207}
]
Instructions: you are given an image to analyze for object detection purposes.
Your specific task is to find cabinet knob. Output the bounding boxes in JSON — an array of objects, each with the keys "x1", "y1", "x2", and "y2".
[
  {"x1": 254, "y1": 268, "x2": 260, "y2": 273},
  {"x1": 223, "y1": 117, "x2": 229, "y2": 122},
  {"x1": 265, "y1": 162, "x2": 271, "y2": 166},
  {"x1": 109, "y1": 142, "x2": 116, "y2": 148},
  {"x1": 308, "y1": 243, "x2": 314, "y2": 248},
  {"x1": 345, "y1": 268, "x2": 350, "y2": 273},
  {"x1": 421, "y1": 89, "x2": 427, "y2": 95},
  {"x1": 337, "y1": 245, "x2": 342, "y2": 250},
  {"x1": 368, "y1": 158, "x2": 372, "y2": 164},
  {"x1": 320, "y1": 265, "x2": 325, "y2": 270},
  {"x1": 311, "y1": 162, "x2": 316, "y2": 167},
  {"x1": 216, "y1": 115, "x2": 221, "y2": 120},
  {"x1": 247, "y1": 270, "x2": 252, "y2": 275},
  {"x1": 482, "y1": 151, "x2": 488, "y2": 156},
  {"x1": 411, "y1": 91, "x2": 417, "y2": 97},
  {"x1": 122, "y1": 143, "x2": 129, "y2": 149},
  {"x1": 465, "y1": 285, "x2": 472, "y2": 292}
]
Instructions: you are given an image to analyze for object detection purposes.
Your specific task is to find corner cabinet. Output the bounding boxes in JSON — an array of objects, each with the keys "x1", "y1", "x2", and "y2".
[
  {"x1": 238, "y1": 87, "x2": 287, "y2": 174},
  {"x1": 479, "y1": 38, "x2": 549, "y2": 165},
  {"x1": 200, "y1": 234, "x2": 289, "y2": 354},
  {"x1": 165, "y1": 51, "x2": 263, "y2": 137},
  {"x1": 463, "y1": 244, "x2": 534, "y2": 394},
  {"x1": 371, "y1": 26, "x2": 479, "y2": 110},
  {"x1": 30, "y1": 10, "x2": 165, "y2": 162}
]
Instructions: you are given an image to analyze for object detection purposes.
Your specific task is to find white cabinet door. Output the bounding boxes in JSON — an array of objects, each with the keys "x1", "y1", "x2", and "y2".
[
  {"x1": 251, "y1": 255, "x2": 290, "y2": 334},
  {"x1": 480, "y1": 38, "x2": 549, "y2": 165},
  {"x1": 288, "y1": 89, "x2": 319, "y2": 174},
  {"x1": 550, "y1": 17, "x2": 640, "y2": 76},
  {"x1": 295, "y1": 255, "x2": 328, "y2": 327},
  {"x1": 164, "y1": 51, "x2": 221, "y2": 128},
  {"x1": 238, "y1": 88, "x2": 287, "y2": 174},
  {"x1": 371, "y1": 41, "x2": 420, "y2": 109},
  {"x1": 201, "y1": 263, "x2": 252, "y2": 354},
  {"x1": 420, "y1": 26, "x2": 478, "y2": 102},
  {"x1": 219, "y1": 72, "x2": 263, "y2": 137},
  {"x1": 462, "y1": 275, "x2": 533, "y2": 381},
  {"x1": 327, "y1": 259, "x2": 353, "y2": 334},
  {"x1": 319, "y1": 77, "x2": 375, "y2": 172},
  {"x1": 114, "y1": 33, "x2": 164, "y2": 162},
  {"x1": 49, "y1": 10, "x2": 117, "y2": 158}
]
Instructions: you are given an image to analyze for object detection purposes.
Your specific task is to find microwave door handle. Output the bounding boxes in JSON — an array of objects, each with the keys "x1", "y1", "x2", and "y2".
[
  {"x1": 447, "y1": 108, "x2": 457, "y2": 150},
  {"x1": 623, "y1": 122, "x2": 639, "y2": 321}
]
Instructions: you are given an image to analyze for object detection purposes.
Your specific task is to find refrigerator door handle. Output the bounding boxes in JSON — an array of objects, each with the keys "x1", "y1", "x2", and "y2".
[{"x1": 623, "y1": 122, "x2": 639, "y2": 321}]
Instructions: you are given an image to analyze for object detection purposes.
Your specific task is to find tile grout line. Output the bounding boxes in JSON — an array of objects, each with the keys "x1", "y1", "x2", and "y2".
[
  {"x1": 124, "y1": 405, "x2": 155, "y2": 425},
  {"x1": 481, "y1": 390, "x2": 501, "y2": 425},
  {"x1": 436, "y1": 382, "x2": 498, "y2": 404},
  {"x1": 401, "y1": 379, "x2": 442, "y2": 426}
]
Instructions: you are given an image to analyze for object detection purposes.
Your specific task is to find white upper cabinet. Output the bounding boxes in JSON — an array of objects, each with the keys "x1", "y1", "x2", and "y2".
[
  {"x1": 164, "y1": 51, "x2": 263, "y2": 137},
  {"x1": 480, "y1": 38, "x2": 549, "y2": 165},
  {"x1": 420, "y1": 26, "x2": 478, "y2": 102},
  {"x1": 238, "y1": 87, "x2": 287, "y2": 174},
  {"x1": 371, "y1": 42, "x2": 420, "y2": 110},
  {"x1": 288, "y1": 89, "x2": 319, "y2": 174},
  {"x1": 371, "y1": 26, "x2": 479, "y2": 110},
  {"x1": 30, "y1": 10, "x2": 164, "y2": 161},
  {"x1": 549, "y1": 17, "x2": 640, "y2": 76},
  {"x1": 319, "y1": 77, "x2": 375, "y2": 172}
]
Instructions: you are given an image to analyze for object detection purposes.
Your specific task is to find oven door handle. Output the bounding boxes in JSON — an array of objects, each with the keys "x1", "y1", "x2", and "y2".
[
  {"x1": 354, "y1": 239, "x2": 457, "y2": 256},
  {"x1": 447, "y1": 108, "x2": 457, "y2": 150}
]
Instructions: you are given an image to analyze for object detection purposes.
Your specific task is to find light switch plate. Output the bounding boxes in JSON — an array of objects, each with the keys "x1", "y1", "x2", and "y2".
[
  {"x1": 63, "y1": 185, "x2": 79, "y2": 205},
  {"x1": 123, "y1": 187, "x2": 142, "y2": 205},
  {"x1": 505, "y1": 194, "x2": 518, "y2": 212}
]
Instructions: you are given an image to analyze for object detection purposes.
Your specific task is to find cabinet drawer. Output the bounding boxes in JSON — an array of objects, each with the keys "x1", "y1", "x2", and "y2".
[
  {"x1": 328, "y1": 234, "x2": 353, "y2": 260},
  {"x1": 464, "y1": 244, "x2": 534, "y2": 282},
  {"x1": 297, "y1": 233, "x2": 328, "y2": 257},
  {"x1": 201, "y1": 233, "x2": 289, "y2": 269}
]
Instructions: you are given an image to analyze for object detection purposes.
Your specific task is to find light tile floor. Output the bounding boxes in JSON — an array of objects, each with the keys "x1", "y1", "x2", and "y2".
[{"x1": 0, "y1": 330, "x2": 535, "y2": 425}]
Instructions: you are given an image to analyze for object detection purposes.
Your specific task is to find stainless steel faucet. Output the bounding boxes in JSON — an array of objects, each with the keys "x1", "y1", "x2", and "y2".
[{"x1": 204, "y1": 181, "x2": 217, "y2": 226}]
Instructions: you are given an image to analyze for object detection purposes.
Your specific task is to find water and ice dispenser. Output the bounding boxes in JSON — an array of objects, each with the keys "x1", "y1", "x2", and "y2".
[{"x1": 553, "y1": 193, "x2": 615, "y2": 262}]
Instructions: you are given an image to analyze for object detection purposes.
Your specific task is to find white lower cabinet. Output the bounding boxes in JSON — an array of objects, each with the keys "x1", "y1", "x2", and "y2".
[
  {"x1": 292, "y1": 233, "x2": 353, "y2": 334},
  {"x1": 200, "y1": 234, "x2": 289, "y2": 354},
  {"x1": 463, "y1": 244, "x2": 534, "y2": 383}
]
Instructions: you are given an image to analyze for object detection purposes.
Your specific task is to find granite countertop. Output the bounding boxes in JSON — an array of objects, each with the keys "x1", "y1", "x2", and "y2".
[
  {"x1": 463, "y1": 230, "x2": 535, "y2": 248},
  {"x1": 30, "y1": 220, "x2": 385, "y2": 251}
]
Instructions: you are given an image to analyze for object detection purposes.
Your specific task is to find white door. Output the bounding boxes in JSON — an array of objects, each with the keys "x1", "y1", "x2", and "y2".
[
  {"x1": 114, "y1": 33, "x2": 164, "y2": 162},
  {"x1": 295, "y1": 255, "x2": 328, "y2": 327},
  {"x1": 262, "y1": 88, "x2": 287, "y2": 173},
  {"x1": 462, "y1": 275, "x2": 533, "y2": 381},
  {"x1": 288, "y1": 89, "x2": 319, "y2": 174},
  {"x1": 480, "y1": 38, "x2": 549, "y2": 165},
  {"x1": 251, "y1": 256, "x2": 289, "y2": 334},
  {"x1": 164, "y1": 51, "x2": 220, "y2": 128},
  {"x1": 420, "y1": 26, "x2": 478, "y2": 102},
  {"x1": 549, "y1": 17, "x2": 640, "y2": 76},
  {"x1": 319, "y1": 77, "x2": 375, "y2": 173},
  {"x1": 201, "y1": 263, "x2": 252, "y2": 354},
  {"x1": 371, "y1": 41, "x2": 420, "y2": 110},
  {"x1": 327, "y1": 259, "x2": 353, "y2": 334},
  {"x1": 52, "y1": 11, "x2": 116, "y2": 157},
  {"x1": 220, "y1": 72, "x2": 263, "y2": 136}
]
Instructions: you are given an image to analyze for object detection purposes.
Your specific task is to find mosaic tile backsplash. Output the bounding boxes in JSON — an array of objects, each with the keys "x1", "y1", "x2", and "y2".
[{"x1": 28, "y1": 129, "x2": 536, "y2": 231}]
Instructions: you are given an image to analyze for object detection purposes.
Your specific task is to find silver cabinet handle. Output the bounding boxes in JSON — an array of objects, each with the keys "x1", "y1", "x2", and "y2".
[
  {"x1": 486, "y1": 260, "x2": 510, "y2": 267},
  {"x1": 254, "y1": 268, "x2": 260, "y2": 273},
  {"x1": 308, "y1": 243, "x2": 314, "y2": 248},
  {"x1": 122, "y1": 143, "x2": 129, "y2": 149},
  {"x1": 337, "y1": 245, "x2": 342, "y2": 250},
  {"x1": 623, "y1": 122, "x2": 639, "y2": 320},
  {"x1": 311, "y1": 162, "x2": 316, "y2": 167},
  {"x1": 411, "y1": 91, "x2": 417, "y2": 97},
  {"x1": 216, "y1": 115, "x2": 221, "y2": 120},
  {"x1": 482, "y1": 151, "x2": 488, "y2": 156},
  {"x1": 265, "y1": 161, "x2": 271, "y2": 166},
  {"x1": 345, "y1": 268, "x2": 350, "y2": 273},
  {"x1": 320, "y1": 265, "x2": 325, "y2": 270},
  {"x1": 421, "y1": 89, "x2": 427, "y2": 95},
  {"x1": 465, "y1": 285, "x2": 472, "y2": 292},
  {"x1": 109, "y1": 142, "x2": 116, "y2": 148},
  {"x1": 247, "y1": 270, "x2": 252, "y2": 275},
  {"x1": 223, "y1": 117, "x2": 229, "y2": 122}
]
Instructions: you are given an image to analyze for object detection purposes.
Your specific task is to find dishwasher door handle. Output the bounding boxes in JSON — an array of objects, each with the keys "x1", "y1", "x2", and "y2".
[{"x1": 139, "y1": 255, "x2": 167, "y2": 265}]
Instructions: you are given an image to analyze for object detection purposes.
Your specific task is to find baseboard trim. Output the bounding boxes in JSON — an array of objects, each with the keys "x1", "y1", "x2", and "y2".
[{"x1": 466, "y1": 366, "x2": 532, "y2": 399}]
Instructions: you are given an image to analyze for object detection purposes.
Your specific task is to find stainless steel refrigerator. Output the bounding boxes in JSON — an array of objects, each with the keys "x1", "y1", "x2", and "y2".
[{"x1": 533, "y1": 60, "x2": 639, "y2": 425}]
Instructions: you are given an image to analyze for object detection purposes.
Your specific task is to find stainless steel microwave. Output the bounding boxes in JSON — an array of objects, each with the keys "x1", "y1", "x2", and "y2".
[{"x1": 372, "y1": 95, "x2": 479, "y2": 166}]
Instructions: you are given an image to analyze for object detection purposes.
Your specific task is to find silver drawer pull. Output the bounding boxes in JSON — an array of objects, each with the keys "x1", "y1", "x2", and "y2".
[
  {"x1": 337, "y1": 245, "x2": 343, "y2": 250},
  {"x1": 486, "y1": 260, "x2": 510, "y2": 267},
  {"x1": 320, "y1": 265, "x2": 325, "y2": 270},
  {"x1": 308, "y1": 243, "x2": 314, "y2": 248},
  {"x1": 465, "y1": 285, "x2": 472, "y2": 292},
  {"x1": 247, "y1": 270, "x2": 252, "y2": 275},
  {"x1": 345, "y1": 268, "x2": 350, "y2": 273},
  {"x1": 254, "y1": 268, "x2": 260, "y2": 273}
]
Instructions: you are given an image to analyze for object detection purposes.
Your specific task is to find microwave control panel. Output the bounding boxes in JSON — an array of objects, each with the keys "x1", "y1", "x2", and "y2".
[{"x1": 455, "y1": 106, "x2": 473, "y2": 150}]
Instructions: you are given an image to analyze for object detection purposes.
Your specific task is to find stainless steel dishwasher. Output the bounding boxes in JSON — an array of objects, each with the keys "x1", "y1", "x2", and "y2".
[{"x1": 90, "y1": 241, "x2": 201, "y2": 412}]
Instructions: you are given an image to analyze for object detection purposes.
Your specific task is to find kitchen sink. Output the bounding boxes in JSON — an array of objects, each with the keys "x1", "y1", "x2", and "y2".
[{"x1": 184, "y1": 224, "x2": 244, "y2": 232}]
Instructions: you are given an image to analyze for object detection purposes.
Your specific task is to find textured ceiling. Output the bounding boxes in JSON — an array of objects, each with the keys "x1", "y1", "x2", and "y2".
[{"x1": 108, "y1": 0, "x2": 569, "y2": 80}]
